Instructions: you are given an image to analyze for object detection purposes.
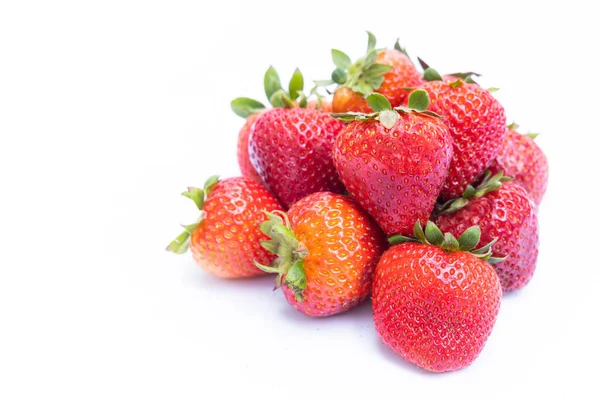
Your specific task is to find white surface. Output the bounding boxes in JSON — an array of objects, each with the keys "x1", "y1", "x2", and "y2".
[{"x1": 1, "y1": 1, "x2": 599, "y2": 399}]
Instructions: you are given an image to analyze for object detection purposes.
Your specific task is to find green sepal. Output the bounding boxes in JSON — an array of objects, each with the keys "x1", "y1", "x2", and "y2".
[
  {"x1": 203, "y1": 175, "x2": 220, "y2": 196},
  {"x1": 367, "y1": 31, "x2": 377, "y2": 53},
  {"x1": 378, "y1": 110, "x2": 398, "y2": 129},
  {"x1": 407, "y1": 89, "x2": 430, "y2": 111},
  {"x1": 488, "y1": 87, "x2": 500, "y2": 93},
  {"x1": 443, "y1": 233, "x2": 460, "y2": 251},
  {"x1": 366, "y1": 93, "x2": 392, "y2": 112},
  {"x1": 526, "y1": 133, "x2": 540, "y2": 139},
  {"x1": 457, "y1": 226, "x2": 481, "y2": 252},
  {"x1": 332, "y1": 68, "x2": 347, "y2": 84},
  {"x1": 297, "y1": 92, "x2": 308, "y2": 108},
  {"x1": 388, "y1": 234, "x2": 417, "y2": 245},
  {"x1": 264, "y1": 66, "x2": 283, "y2": 102},
  {"x1": 269, "y1": 89, "x2": 295, "y2": 109},
  {"x1": 471, "y1": 237, "x2": 498, "y2": 256},
  {"x1": 414, "y1": 220, "x2": 427, "y2": 244},
  {"x1": 182, "y1": 187, "x2": 205, "y2": 211},
  {"x1": 449, "y1": 79, "x2": 465, "y2": 89},
  {"x1": 288, "y1": 69, "x2": 304, "y2": 101},
  {"x1": 332, "y1": 49, "x2": 352, "y2": 70},
  {"x1": 438, "y1": 170, "x2": 513, "y2": 214},
  {"x1": 256, "y1": 210, "x2": 309, "y2": 301},
  {"x1": 488, "y1": 255, "x2": 508, "y2": 264},
  {"x1": 508, "y1": 122, "x2": 520, "y2": 131},
  {"x1": 166, "y1": 230, "x2": 192, "y2": 254},
  {"x1": 231, "y1": 97, "x2": 266, "y2": 118},
  {"x1": 314, "y1": 79, "x2": 334, "y2": 87},
  {"x1": 423, "y1": 68, "x2": 443, "y2": 82},
  {"x1": 425, "y1": 221, "x2": 444, "y2": 246},
  {"x1": 394, "y1": 39, "x2": 409, "y2": 58},
  {"x1": 447, "y1": 71, "x2": 481, "y2": 79}
]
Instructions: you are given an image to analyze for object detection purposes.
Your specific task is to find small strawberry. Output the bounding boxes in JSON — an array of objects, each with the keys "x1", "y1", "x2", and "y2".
[
  {"x1": 232, "y1": 67, "x2": 331, "y2": 184},
  {"x1": 435, "y1": 171, "x2": 539, "y2": 292},
  {"x1": 248, "y1": 106, "x2": 345, "y2": 208},
  {"x1": 488, "y1": 123, "x2": 549, "y2": 206},
  {"x1": 374, "y1": 221, "x2": 502, "y2": 372},
  {"x1": 332, "y1": 90, "x2": 453, "y2": 236},
  {"x1": 256, "y1": 192, "x2": 387, "y2": 317},
  {"x1": 418, "y1": 70, "x2": 507, "y2": 200},
  {"x1": 322, "y1": 32, "x2": 424, "y2": 113},
  {"x1": 166, "y1": 176, "x2": 285, "y2": 278}
]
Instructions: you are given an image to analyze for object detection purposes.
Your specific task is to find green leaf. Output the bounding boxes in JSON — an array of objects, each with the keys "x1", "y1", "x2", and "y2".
[
  {"x1": 472, "y1": 237, "x2": 498, "y2": 255},
  {"x1": 424, "y1": 221, "x2": 444, "y2": 246},
  {"x1": 284, "y1": 260, "x2": 307, "y2": 302},
  {"x1": 407, "y1": 89, "x2": 430, "y2": 111},
  {"x1": 440, "y1": 197, "x2": 469, "y2": 214},
  {"x1": 331, "y1": 49, "x2": 352, "y2": 70},
  {"x1": 526, "y1": 132, "x2": 540, "y2": 139},
  {"x1": 297, "y1": 92, "x2": 307, "y2": 108},
  {"x1": 414, "y1": 221, "x2": 427, "y2": 244},
  {"x1": 365, "y1": 76, "x2": 385, "y2": 90},
  {"x1": 366, "y1": 93, "x2": 392, "y2": 112},
  {"x1": 443, "y1": 233, "x2": 460, "y2": 251},
  {"x1": 463, "y1": 185, "x2": 477, "y2": 199},
  {"x1": 364, "y1": 49, "x2": 377, "y2": 67},
  {"x1": 166, "y1": 230, "x2": 191, "y2": 254},
  {"x1": 203, "y1": 175, "x2": 220, "y2": 196},
  {"x1": 365, "y1": 63, "x2": 394, "y2": 78},
  {"x1": 378, "y1": 110, "x2": 399, "y2": 129},
  {"x1": 231, "y1": 97, "x2": 266, "y2": 118},
  {"x1": 488, "y1": 87, "x2": 500, "y2": 93},
  {"x1": 394, "y1": 39, "x2": 409, "y2": 57},
  {"x1": 508, "y1": 122, "x2": 520, "y2": 131},
  {"x1": 182, "y1": 187, "x2": 205, "y2": 210},
  {"x1": 449, "y1": 79, "x2": 465, "y2": 89},
  {"x1": 288, "y1": 69, "x2": 304, "y2": 100},
  {"x1": 423, "y1": 68, "x2": 443, "y2": 82},
  {"x1": 367, "y1": 31, "x2": 377, "y2": 52},
  {"x1": 388, "y1": 235, "x2": 416, "y2": 245},
  {"x1": 331, "y1": 68, "x2": 347, "y2": 84},
  {"x1": 264, "y1": 66, "x2": 283, "y2": 102},
  {"x1": 269, "y1": 89, "x2": 294, "y2": 108},
  {"x1": 488, "y1": 256, "x2": 507, "y2": 264},
  {"x1": 457, "y1": 226, "x2": 481, "y2": 251}
]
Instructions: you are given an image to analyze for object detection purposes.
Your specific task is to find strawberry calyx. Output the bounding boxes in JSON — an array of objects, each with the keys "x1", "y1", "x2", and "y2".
[
  {"x1": 321, "y1": 32, "x2": 394, "y2": 96},
  {"x1": 255, "y1": 211, "x2": 309, "y2": 302},
  {"x1": 166, "y1": 175, "x2": 219, "y2": 254},
  {"x1": 389, "y1": 221, "x2": 503, "y2": 263},
  {"x1": 331, "y1": 90, "x2": 441, "y2": 129},
  {"x1": 437, "y1": 170, "x2": 513, "y2": 214},
  {"x1": 509, "y1": 122, "x2": 540, "y2": 139},
  {"x1": 231, "y1": 67, "x2": 310, "y2": 118},
  {"x1": 418, "y1": 58, "x2": 480, "y2": 84}
]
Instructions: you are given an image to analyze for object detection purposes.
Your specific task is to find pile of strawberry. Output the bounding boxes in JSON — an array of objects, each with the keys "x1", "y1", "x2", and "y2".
[{"x1": 167, "y1": 34, "x2": 548, "y2": 373}]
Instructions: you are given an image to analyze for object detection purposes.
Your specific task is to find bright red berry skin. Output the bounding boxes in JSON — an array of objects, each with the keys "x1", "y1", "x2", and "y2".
[
  {"x1": 333, "y1": 114, "x2": 453, "y2": 236},
  {"x1": 435, "y1": 182, "x2": 539, "y2": 292},
  {"x1": 372, "y1": 243, "x2": 502, "y2": 372},
  {"x1": 488, "y1": 128, "x2": 549, "y2": 206},
  {"x1": 421, "y1": 81, "x2": 507, "y2": 200},
  {"x1": 190, "y1": 177, "x2": 284, "y2": 278},
  {"x1": 282, "y1": 192, "x2": 387, "y2": 317},
  {"x1": 237, "y1": 112, "x2": 264, "y2": 184}
]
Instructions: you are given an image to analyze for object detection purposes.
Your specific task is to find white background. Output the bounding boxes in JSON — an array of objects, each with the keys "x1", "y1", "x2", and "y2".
[{"x1": 1, "y1": 1, "x2": 599, "y2": 399}]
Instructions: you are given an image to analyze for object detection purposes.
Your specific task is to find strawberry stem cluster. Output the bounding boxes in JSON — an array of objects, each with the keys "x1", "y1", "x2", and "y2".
[{"x1": 438, "y1": 170, "x2": 512, "y2": 214}]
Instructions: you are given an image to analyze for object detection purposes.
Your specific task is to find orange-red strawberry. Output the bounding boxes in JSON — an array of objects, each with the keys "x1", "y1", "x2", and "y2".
[
  {"x1": 374, "y1": 222, "x2": 502, "y2": 372},
  {"x1": 332, "y1": 91, "x2": 453, "y2": 236},
  {"x1": 326, "y1": 33, "x2": 424, "y2": 113},
  {"x1": 249, "y1": 107, "x2": 345, "y2": 208},
  {"x1": 435, "y1": 171, "x2": 539, "y2": 292},
  {"x1": 488, "y1": 124, "x2": 549, "y2": 206},
  {"x1": 256, "y1": 192, "x2": 387, "y2": 317},
  {"x1": 166, "y1": 176, "x2": 285, "y2": 278},
  {"x1": 418, "y1": 73, "x2": 507, "y2": 200},
  {"x1": 232, "y1": 67, "x2": 331, "y2": 184}
]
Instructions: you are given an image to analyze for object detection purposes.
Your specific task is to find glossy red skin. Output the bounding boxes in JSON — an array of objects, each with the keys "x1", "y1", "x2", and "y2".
[
  {"x1": 333, "y1": 113, "x2": 453, "y2": 236},
  {"x1": 249, "y1": 108, "x2": 346, "y2": 208},
  {"x1": 282, "y1": 192, "x2": 387, "y2": 317},
  {"x1": 435, "y1": 182, "x2": 539, "y2": 292},
  {"x1": 488, "y1": 129, "x2": 549, "y2": 206},
  {"x1": 421, "y1": 81, "x2": 507, "y2": 200},
  {"x1": 332, "y1": 49, "x2": 424, "y2": 113},
  {"x1": 237, "y1": 112, "x2": 264, "y2": 184},
  {"x1": 190, "y1": 177, "x2": 285, "y2": 278},
  {"x1": 372, "y1": 243, "x2": 502, "y2": 372}
]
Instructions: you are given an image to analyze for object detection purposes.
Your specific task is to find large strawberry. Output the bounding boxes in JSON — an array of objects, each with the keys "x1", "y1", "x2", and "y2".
[
  {"x1": 166, "y1": 176, "x2": 285, "y2": 278},
  {"x1": 374, "y1": 221, "x2": 502, "y2": 372},
  {"x1": 232, "y1": 67, "x2": 331, "y2": 184},
  {"x1": 321, "y1": 32, "x2": 424, "y2": 113},
  {"x1": 255, "y1": 192, "x2": 387, "y2": 317},
  {"x1": 418, "y1": 71, "x2": 507, "y2": 200},
  {"x1": 249, "y1": 107, "x2": 345, "y2": 208},
  {"x1": 332, "y1": 90, "x2": 453, "y2": 236},
  {"x1": 435, "y1": 171, "x2": 539, "y2": 292},
  {"x1": 488, "y1": 124, "x2": 549, "y2": 206}
]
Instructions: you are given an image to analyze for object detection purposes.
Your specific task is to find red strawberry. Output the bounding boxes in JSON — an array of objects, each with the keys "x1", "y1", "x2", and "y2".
[
  {"x1": 374, "y1": 221, "x2": 502, "y2": 372},
  {"x1": 418, "y1": 73, "x2": 507, "y2": 200},
  {"x1": 488, "y1": 124, "x2": 549, "y2": 206},
  {"x1": 232, "y1": 67, "x2": 331, "y2": 184},
  {"x1": 256, "y1": 192, "x2": 387, "y2": 317},
  {"x1": 166, "y1": 176, "x2": 285, "y2": 278},
  {"x1": 435, "y1": 171, "x2": 539, "y2": 292},
  {"x1": 332, "y1": 91, "x2": 453, "y2": 236},
  {"x1": 249, "y1": 107, "x2": 345, "y2": 208},
  {"x1": 325, "y1": 33, "x2": 424, "y2": 113}
]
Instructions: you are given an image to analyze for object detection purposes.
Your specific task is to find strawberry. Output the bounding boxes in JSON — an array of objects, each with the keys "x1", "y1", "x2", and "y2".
[
  {"x1": 248, "y1": 107, "x2": 345, "y2": 208},
  {"x1": 256, "y1": 192, "x2": 387, "y2": 317},
  {"x1": 332, "y1": 90, "x2": 453, "y2": 236},
  {"x1": 322, "y1": 32, "x2": 424, "y2": 113},
  {"x1": 232, "y1": 67, "x2": 331, "y2": 184},
  {"x1": 488, "y1": 124, "x2": 549, "y2": 206},
  {"x1": 374, "y1": 221, "x2": 502, "y2": 372},
  {"x1": 435, "y1": 171, "x2": 539, "y2": 292},
  {"x1": 166, "y1": 176, "x2": 285, "y2": 278},
  {"x1": 417, "y1": 71, "x2": 507, "y2": 201}
]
